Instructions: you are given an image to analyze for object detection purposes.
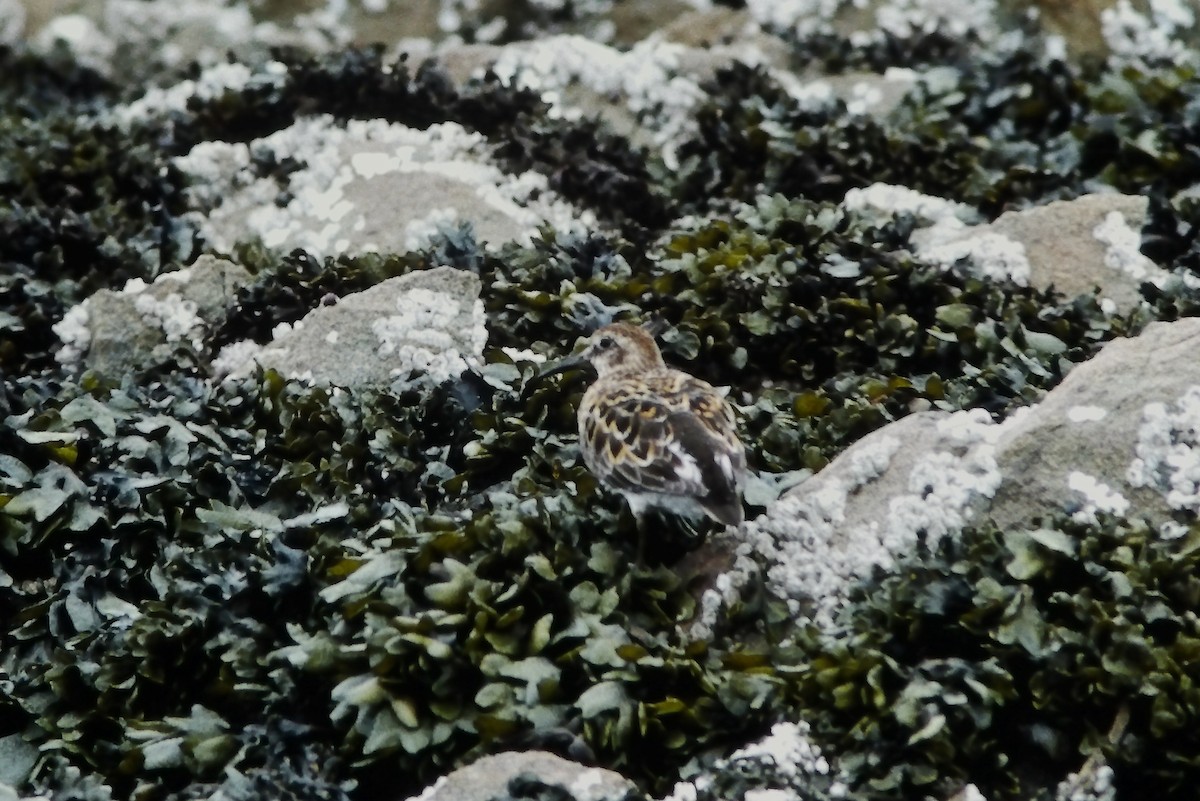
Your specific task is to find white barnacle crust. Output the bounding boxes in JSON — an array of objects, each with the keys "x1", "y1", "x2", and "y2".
[
  {"x1": 373, "y1": 291, "x2": 487, "y2": 385},
  {"x1": 212, "y1": 340, "x2": 264, "y2": 379},
  {"x1": 1102, "y1": 0, "x2": 1196, "y2": 67},
  {"x1": 1092, "y1": 211, "x2": 1167, "y2": 285},
  {"x1": 1054, "y1": 759, "x2": 1115, "y2": 801},
  {"x1": 916, "y1": 227, "x2": 1031, "y2": 285},
  {"x1": 842, "y1": 182, "x2": 974, "y2": 225},
  {"x1": 747, "y1": 0, "x2": 999, "y2": 44},
  {"x1": 843, "y1": 183, "x2": 1031, "y2": 285},
  {"x1": 174, "y1": 115, "x2": 595, "y2": 257},
  {"x1": 732, "y1": 409, "x2": 1001, "y2": 634},
  {"x1": 1068, "y1": 471, "x2": 1130, "y2": 525},
  {"x1": 53, "y1": 304, "x2": 92, "y2": 366},
  {"x1": 133, "y1": 292, "x2": 205, "y2": 350},
  {"x1": 489, "y1": 35, "x2": 706, "y2": 165},
  {"x1": 1127, "y1": 386, "x2": 1200, "y2": 517},
  {"x1": 113, "y1": 62, "x2": 265, "y2": 125}
]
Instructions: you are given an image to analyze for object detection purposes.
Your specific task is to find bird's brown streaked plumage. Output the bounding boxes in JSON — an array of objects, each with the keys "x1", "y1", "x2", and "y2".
[{"x1": 570, "y1": 323, "x2": 746, "y2": 527}]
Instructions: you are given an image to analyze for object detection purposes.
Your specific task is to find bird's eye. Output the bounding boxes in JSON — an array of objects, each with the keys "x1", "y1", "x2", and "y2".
[{"x1": 597, "y1": 336, "x2": 615, "y2": 349}]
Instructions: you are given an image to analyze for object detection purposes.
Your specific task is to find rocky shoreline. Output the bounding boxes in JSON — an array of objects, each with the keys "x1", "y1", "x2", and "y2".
[{"x1": 4, "y1": 2, "x2": 1200, "y2": 801}]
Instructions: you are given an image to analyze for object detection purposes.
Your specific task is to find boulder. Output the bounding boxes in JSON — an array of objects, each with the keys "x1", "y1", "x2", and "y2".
[
  {"x1": 403, "y1": 752, "x2": 635, "y2": 801},
  {"x1": 867, "y1": 190, "x2": 1160, "y2": 306},
  {"x1": 53, "y1": 255, "x2": 251, "y2": 376},
  {"x1": 175, "y1": 116, "x2": 593, "y2": 258},
  {"x1": 988, "y1": 193, "x2": 1152, "y2": 312},
  {"x1": 736, "y1": 410, "x2": 1000, "y2": 632},
  {"x1": 726, "y1": 318, "x2": 1200, "y2": 633},
  {"x1": 989, "y1": 317, "x2": 1200, "y2": 531},
  {"x1": 215, "y1": 266, "x2": 486, "y2": 389}
]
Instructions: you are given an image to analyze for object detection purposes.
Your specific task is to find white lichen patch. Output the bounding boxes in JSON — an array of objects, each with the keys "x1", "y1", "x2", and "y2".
[
  {"x1": 1127, "y1": 386, "x2": 1200, "y2": 517},
  {"x1": 842, "y1": 182, "x2": 974, "y2": 225},
  {"x1": 374, "y1": 290, "x2": 487, "y2": 385},
  {"x1": 174, "y1": 115, "x2": 595, "y2": 257},
  {"x1": 875, "y1": 0, "x2": 999, "y2": 40},
  {"x1": 34, "y1": 14, "x2": 117, "y2": 74},
  {"x1": 744, "y1": 0, "x2": 844, "y2": 39},
  {"x1": 40, "y1": 0, "x2": 291, "y2": 82},
  {"x1": 916, "y1": 225, "x2": 1031, "y2": 285},
  {"x1": 1090, "y1": 210, "x2": 1179, "y2": 289},
  {"x1": 211, "y1": 340, "x2": 264, "y2": 379},
  {"x1": 729, "y1": 721, "x2": 832, "y2": 782},
  {"x1": 846, "y1": 434, "x2": 901, "y2": 485},
  {"x1": 747, "y1": 0, "x2": 999, "y2": 43},
  {"x1": 1102, "y1": 0, "x2": 1197, "y2": 67},
  {"x1": 1068, "y1": 471, "x2": 1130, "y2": 525},
  {"x1": 567, "y1": 768, "x2": 627, "y2": 801},
  {"x1": 52, "y1": 305, "x2": 92, "y2": 366},
  {"x1": 735, "y1": 410, "x2": 1001, "y2": 633},
  {"x1": 1067, "y1": 405, "x2": 1108, "y2": 423},
  {"x1": 112, "y1": 61, "x2": 272, "y2": 126},
  {"x1": 133, "y1": 292, "x2": 205, "y2": 350},
  {"x1": 489, "y1": 35, "x2": 707, "y2": 164},
  {"x1": 1055, "y1": 760, "x2": 1115, "y2": 801},
  {"x1": 885, "y1": 411, "x2": 1003, "y2": 540},
  {"x1": 778, "y1": 77, "x2": 836, "y2": 110},
  {"x1": 664, "y1": 720, "x2": 846, "y2": 801},
  {"x1": 843, "y1": 183, "x2": 1029, "y2": 285}
]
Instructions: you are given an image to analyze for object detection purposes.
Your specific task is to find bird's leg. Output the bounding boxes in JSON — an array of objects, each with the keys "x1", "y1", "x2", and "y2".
[
  {"x1": 625, "y1": 497, "x2": 649, "y2": 568},
  {"x1": 634, "y1": 511, "x2": 647, "y2": 568}
]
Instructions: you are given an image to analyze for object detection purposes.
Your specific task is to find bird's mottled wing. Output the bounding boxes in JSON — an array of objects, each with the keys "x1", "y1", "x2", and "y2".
[
  {"x1": 663, "y1": 375, "x2": 743, "y2": 462},
  {"x1": 580, "y1": 376, "x2": 743, "y2": 498}
]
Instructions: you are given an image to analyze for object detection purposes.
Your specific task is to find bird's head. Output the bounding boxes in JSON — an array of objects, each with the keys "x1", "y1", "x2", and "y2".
[
  {"x1": 538, "y1": 321, "x2": 667, "y2": 382},
  {"x1": 577, "y1": 322, "x2": 665, "y2": 377}
]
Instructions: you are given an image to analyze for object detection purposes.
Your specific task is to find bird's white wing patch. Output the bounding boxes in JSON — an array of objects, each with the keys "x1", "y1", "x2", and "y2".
[
  {"x1": 667, "y1": 440, "x2": 706, "y2": 488},
  {"x1": 715, "y1": 452, "x2": 735, "y2": 483}
]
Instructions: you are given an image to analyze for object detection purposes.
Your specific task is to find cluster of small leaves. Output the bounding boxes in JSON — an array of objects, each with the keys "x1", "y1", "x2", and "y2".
[
  {"x1": 792, "y1": 28, "x2": 986, "y2": 75},
  {"x1": 669, "y1": 47, "x2": 1200, "y2": 219},
  {"x1": 0, "y1": 353, "x2": 800, "y2": 798},
  {"x1": 480, "y1": 198, "x2": 1121, "y2": 471},
  {"x1": 0, "y1": 372, "x2": 368, "y2": 797},
  {"x1": 0, "y1": 44, "x2": 115, "y2": 117},
  {"x1": 219, "y1": 191, "x2": 1122, "y2": 480},
  {"x1": 0, "y1": 44, "x2": 196, "y2": 374},
  {"x1": 164, "y1": 49, "x2": 532, "y2": 148},
  {"x1": 796, "y1": 516, "x2": 1200, "y2": 801}
]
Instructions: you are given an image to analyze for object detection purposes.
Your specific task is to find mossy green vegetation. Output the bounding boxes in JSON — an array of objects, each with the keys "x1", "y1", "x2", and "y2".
[
  {"x1": 3, "y1": 26, "x2": 1200, "y2": 801},
  {"x1": 799, "y1": 516, "x2": 1200, "y2": 800}
]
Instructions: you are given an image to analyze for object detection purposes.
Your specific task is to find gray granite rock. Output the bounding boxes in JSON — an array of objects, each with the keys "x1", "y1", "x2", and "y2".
[
  {"x1": 989, "y1": 317, "x2": 1200, "y2": 530},
  {"x1": 54, "y1": 255, "x2": 251, "y2": 376},
  {"x1": 989, "y1": 193, "x2": 1152, "y2": 312},
  {"x1": 736, "y1": 410, "x2": 998, "y2": 631},
  {"x1": 910, "y1": 192, "x2": 1156, "y2": 311},
  {"x1": 404, "y1": 752, "x2": 635, "y2": 801},
  {"x1": 176, "y1": 117, "x2": 590, "y2": 258},
  {"x1": 728, "y1": 319, "x2": 1200, "y2": 634},
  {"x1": 216, "y1": 267, "x2": 486, "y2": 389}
]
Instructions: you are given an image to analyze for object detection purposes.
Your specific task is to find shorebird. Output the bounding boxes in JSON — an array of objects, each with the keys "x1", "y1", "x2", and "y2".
[{"x1": 542, "y1": 322, "x2": 746, "y2": 554}]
